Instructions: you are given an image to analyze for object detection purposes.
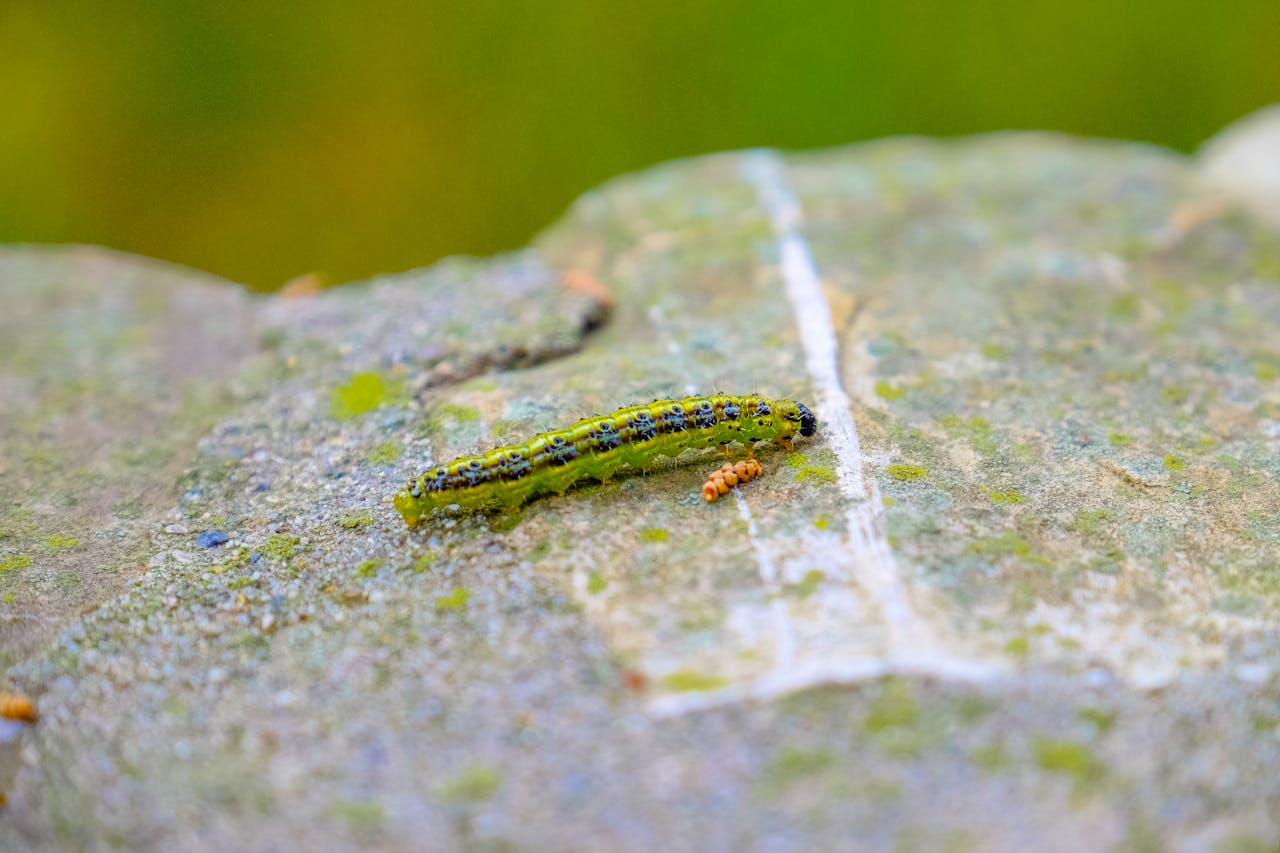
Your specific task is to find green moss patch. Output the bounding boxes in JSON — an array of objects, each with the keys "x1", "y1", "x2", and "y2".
[
  {"x1": 874, "y1": 381, "x2": 906, "y2": 400},
  {"x1": 967, "y1": 532, "x2": 1032, "y2": 558},
  {"x1": 939, "y1": 415, "x2": 998, "y2": 454},
  {"x1": 261, "y1": 534, "x2": 301, "y2": 561},
  {"x1": 365, "y1": 440, "x2": 401, "y2": 465},
  {"x1": 661, "y1": 670, "x2": 728, "y2": 692},
  {"x1": 45, "y1": 533, "x2": 79, "y2": 550},
  {"x1": 435, "y1": 587, "x2": 470, "y2": 612},
  {"x1": 971, "y1": 744, "x2": 1010, "y2": 773},
  {"x1": 0, "y1": 554, "x2": 33, "y2": 572},
  {"x1": 437, "y1": 403, "x2": 481, "y2": 422},
  {"x1": 762, "y1": 747, "x2": 837, "y2": 792},
  {"x1": 355, "y1": 559, "x2": 383, "y2": 577},
  {"x1": 330, "y1": 799, "x2": 385, "y2": 834},
  {"x1": 862, "y1": 678, "x2": 918, "y2": 733},
  {"x1": 1078, "y1": 707, "x2": 1116, "y2": 733},
  {"x1": 886, "y1": 464, "x2": 927, "y2": 482},
  {"x1": 1033, "y1": 738, "x2": 1105, "y2": 788},
  {"x1": 795, "y1": 464, "x2": 837, "y2": 484},
  {"x1": 1069, "y1": 509, "x2": 1115, "y2": 536},
  {"x1": 785, "y1": 569, "x2": 826, "y2": 598},
  {"x1": 438, "y1": 765, "x2": 503, "y2": 803},
  {"x1": 330, "y1": 372, "x2": 405, "y2": 420}
]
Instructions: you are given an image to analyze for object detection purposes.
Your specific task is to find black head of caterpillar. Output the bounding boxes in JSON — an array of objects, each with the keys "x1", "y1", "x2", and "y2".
[
  {"x1": 394, "y1": 393, "x2": 818, "y2": 525},
  {"x1": 793, "y1": 402, "x2": 817, "y2": 437}
]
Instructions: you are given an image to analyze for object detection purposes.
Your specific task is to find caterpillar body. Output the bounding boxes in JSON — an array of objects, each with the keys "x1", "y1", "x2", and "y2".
[{"x1": 394, "y1": 394, "x2": 817, "y2": 526}]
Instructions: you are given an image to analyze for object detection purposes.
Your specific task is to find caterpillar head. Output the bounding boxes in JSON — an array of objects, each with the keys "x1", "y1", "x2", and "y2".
[
  {"x1": 778, "y1": 399, "x2": 818, "y2": 438},
  {"x1": 393, "y1": 489, "x2": 425, "y2": 527}
]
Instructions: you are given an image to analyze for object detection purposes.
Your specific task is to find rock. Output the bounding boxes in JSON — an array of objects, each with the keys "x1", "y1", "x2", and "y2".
[
  {"x1": 195, "y1": 531, "x2": 229, "y2": 549},
  {"x1": 0, "y1": 693, "x2": 36, "y2": 809},
  {"x1": 3, "y1": 113, "x2": 1280, "y2": 849},
  {"x1": 1198, "y1": 103, "x2": 1280, "y2": 228},
  {"x1": 0, "y1": 247, "x2": 256, "y2": 665}
]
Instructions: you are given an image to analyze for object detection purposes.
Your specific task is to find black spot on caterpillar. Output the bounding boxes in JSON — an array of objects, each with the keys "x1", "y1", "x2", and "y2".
[{"x1": 394, "y1": 394, "x2": 817, "y2": 525}]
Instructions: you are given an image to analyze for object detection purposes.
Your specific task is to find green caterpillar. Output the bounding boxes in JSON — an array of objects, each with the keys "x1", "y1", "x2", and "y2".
[{"x1": 394, "y1": 394, "x2": 817, "y2": 526}]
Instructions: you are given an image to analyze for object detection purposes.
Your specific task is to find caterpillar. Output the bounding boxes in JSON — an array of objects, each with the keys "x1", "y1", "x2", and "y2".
[
  {"x1": 702, "y1": 459, "x2": 765, "y2": 503},
  {"x1": 394, "y1": 394, "x2": 816, "y2": 526}
]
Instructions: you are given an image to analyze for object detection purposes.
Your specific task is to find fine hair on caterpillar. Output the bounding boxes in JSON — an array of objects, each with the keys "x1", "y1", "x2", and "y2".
[{"x1": 394, "y1": 394, "x2": 817, "y2": 526}]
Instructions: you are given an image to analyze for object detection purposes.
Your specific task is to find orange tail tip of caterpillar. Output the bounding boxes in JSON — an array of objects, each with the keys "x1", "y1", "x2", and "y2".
[{"x1": 394, "y1": 394, "x2": 816, "y2": 524}]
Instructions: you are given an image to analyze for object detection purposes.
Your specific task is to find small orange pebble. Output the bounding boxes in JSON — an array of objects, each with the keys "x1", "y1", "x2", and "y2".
[
  {"x1": 560, "y1": 269, "x2": 617, "y2": 310},
  {"x1": 279, "y1": 271, "x2": 327, "y2": 298},
  {"x1": 0, "y1": 692, "x2": 37, "y2": 724},
  {"x1": 621, "y1": 669, "x2": 649, "y2": 691},
  {"x1": 1165, "y1": 196, "x2": 1231, "y2": 241}
]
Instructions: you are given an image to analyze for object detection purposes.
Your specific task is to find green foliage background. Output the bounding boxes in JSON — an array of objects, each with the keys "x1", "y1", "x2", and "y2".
[{"x1": 1, "y1": 1, "x2": 1276, "y2": 291}]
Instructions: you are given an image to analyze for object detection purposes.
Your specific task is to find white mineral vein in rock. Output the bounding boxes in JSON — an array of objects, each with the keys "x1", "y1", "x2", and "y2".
[{"x1": 651, "y1": 151, "x2": 1007, "y2": 716}]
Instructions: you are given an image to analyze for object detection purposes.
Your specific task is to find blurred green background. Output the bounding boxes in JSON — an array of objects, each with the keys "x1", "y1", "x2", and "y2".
[{"x1": 2, "y1": 1, "x2": 1277, "y2": 292}]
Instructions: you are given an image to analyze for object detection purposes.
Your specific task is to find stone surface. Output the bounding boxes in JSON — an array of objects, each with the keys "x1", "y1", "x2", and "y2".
[
  {"x1": 0, "y1": 247, "x2": 258, "y2": 665},
  {"x1": 1199, "y1": 103, "x2": 1280, "y2": 228},
  {"x1": 3, "y1": 108, "x2": 1280, "y2": 850}
]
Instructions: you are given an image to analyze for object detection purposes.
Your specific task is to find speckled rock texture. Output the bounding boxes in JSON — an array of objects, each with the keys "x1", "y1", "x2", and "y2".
[
  {"x1": 3, "y1": 108, "x2": 1280, "y2": 851},
  {"x1": 0, "y1": 248, "x2": 258, "y2": 665}
]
